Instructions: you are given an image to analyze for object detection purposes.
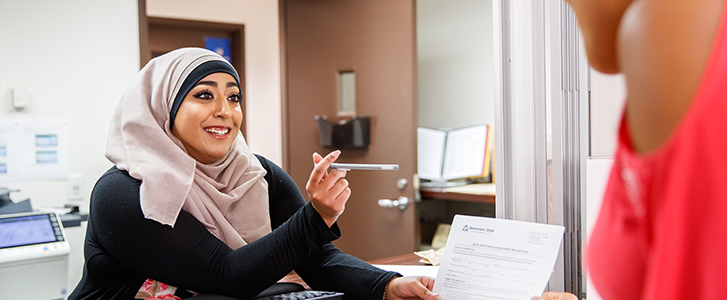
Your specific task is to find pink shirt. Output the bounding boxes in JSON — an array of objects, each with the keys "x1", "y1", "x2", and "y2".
[{"x1": 587, "y1": 4, "x2": 727, "y2": 300}]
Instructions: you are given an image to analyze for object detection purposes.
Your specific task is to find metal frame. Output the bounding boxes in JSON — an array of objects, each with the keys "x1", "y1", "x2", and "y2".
[
  {"x1": 493, "y1": 0, "x2": 547, "y2": 223},
  {"x1": 493, "y1": 0, "x2": 510, "y2": 220},
  {"x1": 552, "y1": 2, "x2": 590, "y2": 296},
  {"x1": 493, "y1": 0, "x2": 589, "y2": 296}
]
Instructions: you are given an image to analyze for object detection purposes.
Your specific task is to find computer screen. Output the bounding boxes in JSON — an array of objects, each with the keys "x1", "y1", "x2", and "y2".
[{"x1": 0, "y1": 213, "x2": 64, "y2": 249}]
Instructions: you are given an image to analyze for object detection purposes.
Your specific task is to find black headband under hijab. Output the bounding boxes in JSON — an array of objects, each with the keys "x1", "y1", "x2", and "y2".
[{"x1": 169, "y1": 60, "x2": 241, "y2": 130}]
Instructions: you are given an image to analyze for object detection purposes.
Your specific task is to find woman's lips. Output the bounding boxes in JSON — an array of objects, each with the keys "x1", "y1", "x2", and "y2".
[{"x1": 204, "y1": 126, "x2": 230, "y2": 140}]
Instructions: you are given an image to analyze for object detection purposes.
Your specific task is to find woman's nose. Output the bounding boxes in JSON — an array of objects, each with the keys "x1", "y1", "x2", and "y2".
[{"x1": 214, "y1": 99, "x2": 232, "y2": 118}]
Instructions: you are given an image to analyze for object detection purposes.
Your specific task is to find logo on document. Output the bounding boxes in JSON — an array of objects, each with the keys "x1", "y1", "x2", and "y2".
[{"x1": 461, "y1": 224, "x2": 494, "y2": 234}]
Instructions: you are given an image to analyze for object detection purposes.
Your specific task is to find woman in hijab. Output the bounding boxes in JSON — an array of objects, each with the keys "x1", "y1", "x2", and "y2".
[{"x1": 69, "y1": 48, "x2": 437, "y2": 300}]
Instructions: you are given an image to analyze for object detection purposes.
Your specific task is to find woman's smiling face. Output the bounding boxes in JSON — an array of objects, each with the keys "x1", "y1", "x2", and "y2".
[{"x1": 172, "y1": 72, "x2": 242, "y2": 164}]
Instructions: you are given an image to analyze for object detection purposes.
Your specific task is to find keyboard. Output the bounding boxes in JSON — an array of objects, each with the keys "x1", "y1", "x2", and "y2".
[{"x1": 255, "y1": 290, "x2": 344, "y2": 300}]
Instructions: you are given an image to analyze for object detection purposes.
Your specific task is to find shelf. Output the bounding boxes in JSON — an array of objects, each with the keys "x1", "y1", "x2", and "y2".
[{"x1": 419, "y1": 183, "x2": 495, "y2": 204}]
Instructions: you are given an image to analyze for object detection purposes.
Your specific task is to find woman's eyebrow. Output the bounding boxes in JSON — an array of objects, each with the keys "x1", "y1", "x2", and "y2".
[
  {"x1": 196, "y1": 81, "x2": 217, "y2": 87},
  {"x1": 195, "y1": 81, "x2": 238, "y2": 88}
]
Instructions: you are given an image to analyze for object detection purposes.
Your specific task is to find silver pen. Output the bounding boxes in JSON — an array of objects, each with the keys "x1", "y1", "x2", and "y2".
[{"x1": 328, "y1": 163, "x2": 399, "y2": 171}]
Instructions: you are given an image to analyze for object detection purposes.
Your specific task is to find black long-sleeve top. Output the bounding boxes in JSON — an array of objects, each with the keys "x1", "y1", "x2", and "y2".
[{"x1": 69, "y1": 155, "x2": 399, "y2": 300}]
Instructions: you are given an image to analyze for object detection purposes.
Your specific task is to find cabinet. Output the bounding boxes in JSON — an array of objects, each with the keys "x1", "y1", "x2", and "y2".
[{"x1": 417, "y1": 183, "x2": 496, "y2": 250}]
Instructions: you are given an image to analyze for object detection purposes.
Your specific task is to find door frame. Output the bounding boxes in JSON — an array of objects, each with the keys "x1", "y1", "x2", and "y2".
[
  {"x1": 137, "y1": 0, "x2": 248, "y2": 136},
  {"x1": 278, "y1": 0, "x2": 290, "y2": 170}
]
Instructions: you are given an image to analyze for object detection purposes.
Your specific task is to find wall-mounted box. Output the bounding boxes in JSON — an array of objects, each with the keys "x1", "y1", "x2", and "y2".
[{"x1": 315, "y1": 115, "x2": 371, "y2": 149}]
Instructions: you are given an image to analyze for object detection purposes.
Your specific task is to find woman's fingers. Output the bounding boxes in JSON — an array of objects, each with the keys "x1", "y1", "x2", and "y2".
[
  {"x1": 305, "y1": 150, "x2": 352, "y2": 227},
  {"x1": 328, "y1": 178, "x2": 348, "y2": 197},
  {"x1": 333, "y1": 185, "x2": 351, "y2": 202},
  {"x1": 321, "y1": 169, "x2": 347, "y2": 191},
  {"x1": 307, "y1": 168, "x2": 347, "y2": 202},
  {"x1": 531, "y1": 292, "x2": 579, "y2": 300},
  {"x1": 307, "y1": 150, "x2": 340, "y2": 184},
  {"x1": 386, "y1": 277, "x2": 438, "y2": 300},
  {"x1": 420, "y1": 276, "x2": 435, "y2": 290},
  {"x1": 313, "y1": 152, "x2": 324, "y2": 164},
  {"x1": 410, "y1": 278, "x2": 438, "y2": 300},
  {"x1": 306, "y1": 151, "x2": 339, "y2": 190},
  {"x1": 317, "y1": 176, "x2": 349, "y2": 212},
  {"x1": 312, "y1": 152, "x2": 325, "y2": 181},
  {"x1": 319, "y1": 176, "x2": 349, "y2": 202}
]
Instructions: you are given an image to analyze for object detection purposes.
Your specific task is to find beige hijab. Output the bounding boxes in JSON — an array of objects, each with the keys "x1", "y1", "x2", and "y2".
[{"x1": 106, "y1": 48, "x2": 271, "y2": 249}]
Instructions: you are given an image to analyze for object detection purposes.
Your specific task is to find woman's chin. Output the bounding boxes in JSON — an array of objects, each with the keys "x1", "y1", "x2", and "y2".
[{"x1": 209, "y1": 148, "x2": 233, "y2": 161}]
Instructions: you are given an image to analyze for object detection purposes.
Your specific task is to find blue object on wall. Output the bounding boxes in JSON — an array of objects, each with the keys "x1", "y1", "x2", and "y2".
[{"x1": 204, "y1": 37, "x2": 232, "y2": 63}]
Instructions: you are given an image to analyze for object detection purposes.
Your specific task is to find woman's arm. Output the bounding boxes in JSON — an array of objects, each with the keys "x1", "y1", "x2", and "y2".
[
  {"x1": 90, "y1": 168, "x2": 337, "y2": 299},
  {"x1": 295, "y1": 244, "x2": 399, "y2": 300},
  {"x1": 257, "y1": 155, "x2": 403, "y2": 300}
]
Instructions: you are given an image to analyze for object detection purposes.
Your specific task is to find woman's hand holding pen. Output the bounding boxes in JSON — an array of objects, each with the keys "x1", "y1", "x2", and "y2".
[{"x1": 306, "y1": 150, "x2": 351, "y2": 227}]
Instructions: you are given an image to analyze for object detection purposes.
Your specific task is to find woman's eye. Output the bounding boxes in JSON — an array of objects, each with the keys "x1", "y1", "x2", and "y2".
[
  {"x1": 228, "y1": 93, "x2": 241, "y2": 103},
  {"x1": 194, "y1": 90, "x2": 214, "y2": 100}
]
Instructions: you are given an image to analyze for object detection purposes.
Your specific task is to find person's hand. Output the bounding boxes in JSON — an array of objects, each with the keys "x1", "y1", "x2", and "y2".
[
  {"x1": 305, "y1": 150, "x2": 350, "y2": 227},
  {"x1": 531, "y1": 291, "x2": 579, "y2": 300},
  {"x1": 385, "y1": 276, "x2": 438, "y2": 300}
]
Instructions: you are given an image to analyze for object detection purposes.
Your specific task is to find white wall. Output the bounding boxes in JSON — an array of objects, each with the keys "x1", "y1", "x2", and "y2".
[
  {"x1": 0, "y1": 0, "x2": 140, "y2": 209},
  {"x1": 584, "y1": 158, "x2": 612, "y2": 300},
  {"x1": 417, "y1": 0, "x2": 495, "y2": 129},
  {"x1": 585, "y1": 70, "x2": 626, "y2": 299},
  {"x1": 0, "y1": 0, "x2": 141, "y2": 294},
  {"x1": 589, "y1": 70, "x2": 626, "y2": 157},
  {"x1": 147, "y1": 0, "x2": 282, "y2": 164}
]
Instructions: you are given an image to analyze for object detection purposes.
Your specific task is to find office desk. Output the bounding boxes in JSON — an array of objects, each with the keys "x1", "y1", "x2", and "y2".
[
  {"x1": 420, "y1": 183, "x2": 495, "y2": 204},
  {"x1": 280, "y1": 253, "x2": 423, "y2": 288},
  {"x1": 418, "y1": 183, "x2": 495, "y2": 249}
]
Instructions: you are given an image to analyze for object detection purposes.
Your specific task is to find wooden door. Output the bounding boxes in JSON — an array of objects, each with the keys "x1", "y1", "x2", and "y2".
[
  {"x1": 282, "y1": 0, "x2": 417, "y2": 260},
  {"x1": 138, "y1": 4, "x2": 247, "y2": 136}
]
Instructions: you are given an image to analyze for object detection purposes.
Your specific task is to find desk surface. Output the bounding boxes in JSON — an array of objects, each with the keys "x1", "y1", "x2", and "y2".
[
  {"x1": 420, "y1": 183, "x2": 495, "y2": 204},
  {"x1": 280, "y1": 253, "x2": 423, "y2": 288}
]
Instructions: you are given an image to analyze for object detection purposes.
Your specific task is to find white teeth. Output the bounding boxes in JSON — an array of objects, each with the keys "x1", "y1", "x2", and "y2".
[{"x1": 205, "y1": 128, "x2": 229, "y2": 135}]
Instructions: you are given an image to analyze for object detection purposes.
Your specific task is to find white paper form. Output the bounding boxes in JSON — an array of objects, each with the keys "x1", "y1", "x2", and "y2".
[{"x1": 433, "y1": 215, "x2": 565, "y2": 300}]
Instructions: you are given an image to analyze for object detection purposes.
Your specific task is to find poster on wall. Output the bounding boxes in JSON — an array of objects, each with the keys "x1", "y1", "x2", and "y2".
[
  {"x1": 204, "y1": 36, "x2": 232, "y2": 63},
  {"x1": 0, "y1": 119, "x2": 70, "y2": 182}
]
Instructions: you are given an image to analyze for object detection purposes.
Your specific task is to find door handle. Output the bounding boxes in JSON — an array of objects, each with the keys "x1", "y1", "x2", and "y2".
[{"x1": 378, "y1": 196, "x2": 409, "y2": 210}]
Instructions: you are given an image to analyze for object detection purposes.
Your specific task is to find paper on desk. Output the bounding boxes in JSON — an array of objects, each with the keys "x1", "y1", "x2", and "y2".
[
  {"x1": 432, "y1": 215, "x2": 564, "y2": 300},
  {"x1": 415, "y1": 248, "x2": 445, "y2": 266},
  {"x1": 373, "y1": 265, "x2": 439, "y2": 278}
]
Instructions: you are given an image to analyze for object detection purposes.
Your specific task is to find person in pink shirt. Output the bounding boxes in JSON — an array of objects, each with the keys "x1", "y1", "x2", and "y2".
[{"x1": 534, "y1": 0, "x2": 727, "y2": 299}]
